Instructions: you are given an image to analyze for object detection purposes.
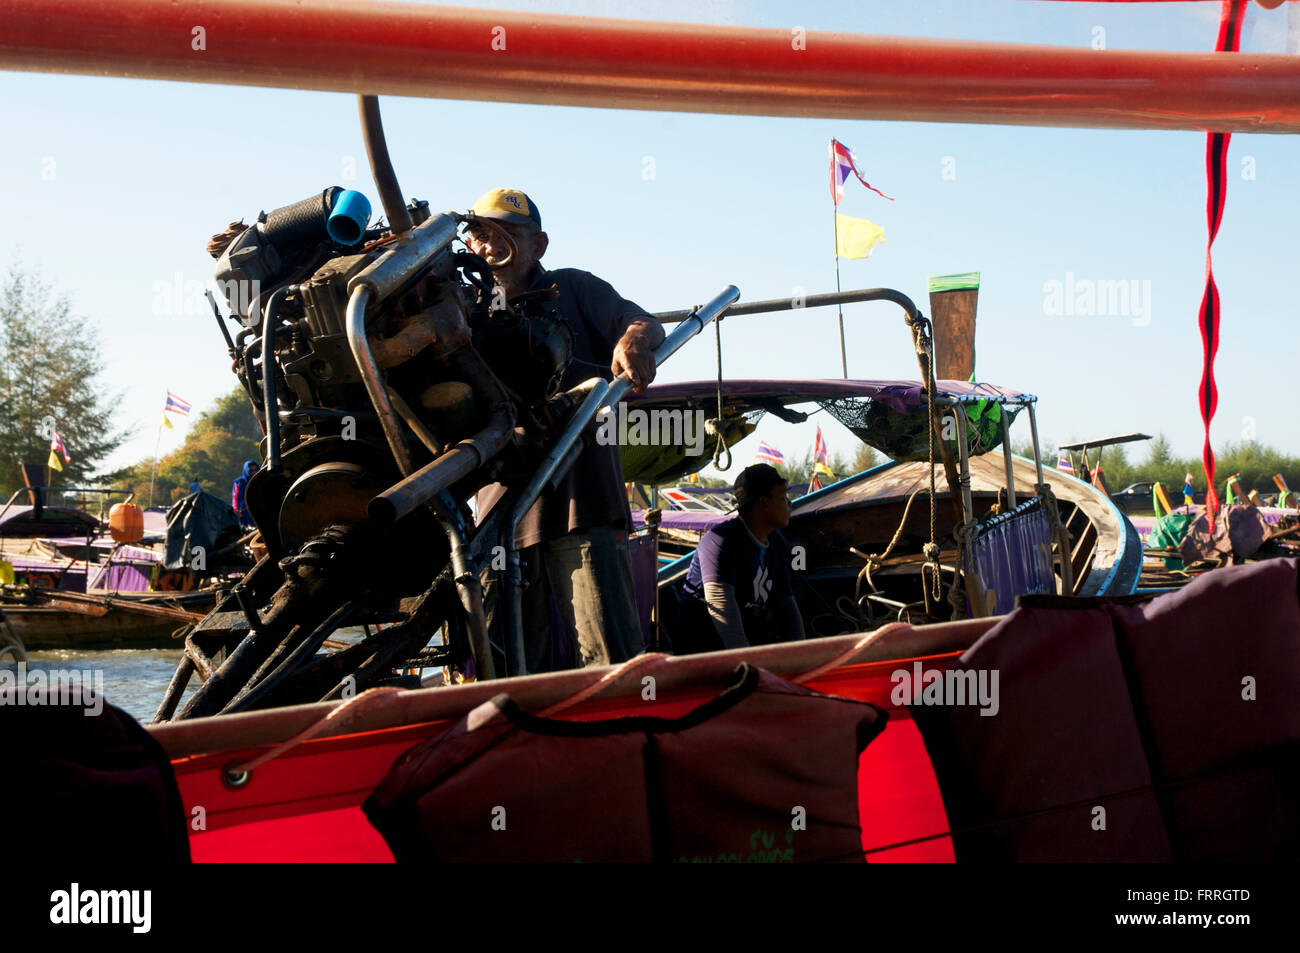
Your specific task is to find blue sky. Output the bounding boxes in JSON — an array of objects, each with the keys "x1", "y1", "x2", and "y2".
[{"x1": 2, "y1": 0, "x2": 1297, "y2": 483}]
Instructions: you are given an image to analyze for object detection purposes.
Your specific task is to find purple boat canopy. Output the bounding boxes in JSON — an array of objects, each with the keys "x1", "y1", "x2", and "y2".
[{"x1": 619, "y1": 379, "x2": 1033, "y2": 484}]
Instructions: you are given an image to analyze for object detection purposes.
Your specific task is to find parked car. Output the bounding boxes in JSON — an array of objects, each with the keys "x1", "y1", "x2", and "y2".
[
  {"x1": 1112, "y1": 481, "x2": 1208, "y2": 513},
  {"x1": 1110, "y1": 481, "x2": 1156, "y2": 514}
]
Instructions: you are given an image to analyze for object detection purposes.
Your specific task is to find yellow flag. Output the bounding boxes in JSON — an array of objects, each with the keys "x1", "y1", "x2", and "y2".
[
  {"x1": 48, "y1": 448, "x2": 63, "y2": 472},
  {"x1": 835, "y1": 213, "x2": 885, "y2": 260},
  {"x1": 161, "y1": 413, "x2": 174, "y2": 430}
]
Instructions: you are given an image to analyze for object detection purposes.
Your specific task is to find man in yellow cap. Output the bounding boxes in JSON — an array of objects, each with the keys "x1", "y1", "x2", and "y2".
[{"x1": 467, "y1": 188, "x2": 664, "y2": 674}]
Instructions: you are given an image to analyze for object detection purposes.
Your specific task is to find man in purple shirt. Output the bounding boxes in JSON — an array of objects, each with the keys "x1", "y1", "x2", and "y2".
[
  {"x1": 680, "y1": 464, "x2": 807, "y2": 651},
  {"x1": 467, "y1": 188, "x2": 664, "y2": 673}
]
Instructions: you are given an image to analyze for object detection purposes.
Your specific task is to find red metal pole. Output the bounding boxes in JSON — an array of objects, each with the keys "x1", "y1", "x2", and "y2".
[{"x1": 1, "y1": 0, "x2": 1298, "y2": 132}]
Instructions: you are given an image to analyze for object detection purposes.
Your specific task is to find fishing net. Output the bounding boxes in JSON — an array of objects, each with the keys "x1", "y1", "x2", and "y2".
[{"x1": 817, "y1": 395, "x2": 1018, "y2": 462}]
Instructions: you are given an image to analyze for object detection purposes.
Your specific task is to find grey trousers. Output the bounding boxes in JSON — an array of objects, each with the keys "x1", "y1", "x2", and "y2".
[{"x1": 481, "y1": 525, "x2": 645, "y2": 674}]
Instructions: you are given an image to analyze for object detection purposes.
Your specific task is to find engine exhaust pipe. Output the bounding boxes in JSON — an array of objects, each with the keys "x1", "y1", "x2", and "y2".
[
  {"x1": 358, "y1": 95, "x2": 411, "y2": 236},
  {"x1": 368, "y1": 417, "x2": 514, "y2": 525}
]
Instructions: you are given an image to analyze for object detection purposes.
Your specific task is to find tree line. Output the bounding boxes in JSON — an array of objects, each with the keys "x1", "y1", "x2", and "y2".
[
  {"x1": 0, "y1": 265, "x2": 128, "y2": 497},
  {"x1": 1, "y1": 264, "x2": 259, "y2": 506},
  {"x1": 1015, "y1": 434, "x2": 1300, "y2": 504}
]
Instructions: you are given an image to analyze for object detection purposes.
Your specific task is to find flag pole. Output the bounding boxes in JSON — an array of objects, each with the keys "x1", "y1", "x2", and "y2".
[
  {"x1": 148, "y1": 420, "x2": 161, "y2": 509},
  {"x1": 148, "y1": 394, "x2": 163, "y2": 509},
  {"x1": 833, "y1": 206, "x2": 847, "y2": 378}
]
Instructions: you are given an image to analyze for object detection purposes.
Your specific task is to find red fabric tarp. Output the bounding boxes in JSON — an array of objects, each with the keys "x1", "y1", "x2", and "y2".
[{"x1": 176, "y1": 654, "x2": 961, "y2": 863}]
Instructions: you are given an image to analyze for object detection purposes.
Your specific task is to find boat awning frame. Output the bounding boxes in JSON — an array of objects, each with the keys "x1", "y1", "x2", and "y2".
[
  {"x1": 3, "y1": 0, "x2": 1298, "y2": 133},
  {"x1": 632, "y1": 378, "x2": 1036, "y2": 413}
]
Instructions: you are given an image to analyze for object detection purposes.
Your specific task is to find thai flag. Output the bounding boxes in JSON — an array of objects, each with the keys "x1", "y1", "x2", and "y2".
[
  {"x1": 829, "y1": 138, "x2": 894, "y2": 206},
  {"x1": 50, "y1": 426, "x2": 71, "y2": 464},
  {"x1": 1056, "y1": 454, "x2": 1074, "y2": 474},
  {"x1": 755, "y1": 442, "x2": 785, "y2": 466},
  {"x1": 813, "y1": 425, "x2": 831, "y2": 467},
  {"x1": 164, "y1": 391, "x2": 192, "y2": 416}
]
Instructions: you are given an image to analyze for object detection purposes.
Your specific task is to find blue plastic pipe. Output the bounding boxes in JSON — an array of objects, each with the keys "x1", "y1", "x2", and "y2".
[{"x1": 327, "y1": 189, "x2": 371, "y2": 245}]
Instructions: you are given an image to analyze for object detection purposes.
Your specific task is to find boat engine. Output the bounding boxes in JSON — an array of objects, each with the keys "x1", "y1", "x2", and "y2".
[
  {"x1": 157, "y1": 187, "x2": 586, "y2": 721},
  {"x1": 215, "y1": 193, "x2": 576, "y2": 573}
]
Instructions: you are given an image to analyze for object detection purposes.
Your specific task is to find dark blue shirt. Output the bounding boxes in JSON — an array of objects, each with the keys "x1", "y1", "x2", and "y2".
[
  {"x1": 477, "y1": 263, "x2": 654, "y2": 546},
  {"x1": 682, "y1": 518, "x2": 794, "y2": 644}
]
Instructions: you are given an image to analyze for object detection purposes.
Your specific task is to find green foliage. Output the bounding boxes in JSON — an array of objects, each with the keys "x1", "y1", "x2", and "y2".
[
  {"x1": 0, "y1": 264, "x2": 132, "y2": 496},
  {"x1": 1177, "y1": 440, "x2": 1300, "y2": 502},
  {"x1": 1096, "y1": 443, "x2": 1138, "y2": 492},
  {"x1": 1147, "y1": 433, "x2": 1175, "y2": 469},
  {"x1": 851, "y1": 443, "x2": 880, "y2": 474},
  {"x1": 195, "y1": 386, "x2": 263, "y2": 443},
  {"x1": 117, "y1": 387, "x2": 262, "y2": 506},
  {"x1": 1011, "y1": 438, "x2": 1055, "y2": 468}
]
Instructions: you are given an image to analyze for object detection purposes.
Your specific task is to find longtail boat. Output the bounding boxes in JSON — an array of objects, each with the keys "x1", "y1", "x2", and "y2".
[
  {"x1": 625, "y1": 378, "x2": 1141, "y2": 632},
  {"x1": 147, "y1": 553, "x2": 1297, "y2": 862},
  {"x1": 148, "y1": 617, "x2": 995, "y2": 862},
  {"x1": 0, "y1": 486, "x2": 228, "y2": 651},
  {"x1": 0, "y1": 587, "x2": 207, "y2": 651},
  {"x1": 6, "y1": 0, "x2": 1297, "y2": 869}
]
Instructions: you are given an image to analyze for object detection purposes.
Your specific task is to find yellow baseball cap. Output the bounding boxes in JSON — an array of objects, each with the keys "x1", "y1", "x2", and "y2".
[{"x1": 470, "y1": 188, "x2": 541, "y2": 229}]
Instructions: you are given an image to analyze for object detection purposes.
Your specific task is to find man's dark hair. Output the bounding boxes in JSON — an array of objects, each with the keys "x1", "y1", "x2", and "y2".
[{"x1": 734, "y1": 463, "x2": 787, "y2": 516}]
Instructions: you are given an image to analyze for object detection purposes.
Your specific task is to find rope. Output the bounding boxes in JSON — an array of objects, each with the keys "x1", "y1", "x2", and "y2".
[
  {"x1": 946, "y1": 566, "x2": 967, "y2": 618},
  {"x1": 221, "y1": 623, "x2": 911, "y2": 778},
  {"x1": 789, "y1": 623, "x2": 907, "y2": 684},
  {"x1": 541, "y1": 626, "x2": 914, "y2": 711},
  {"x1": 1035, "y1": 481, "x2": 1074, "y2": 595},
  {"x1": 226, "y1": 686, "x2": 405, "y2": 775},
  {"x1": 540, "y1": 621, "x2": 915, "y2": 714},
  {"x1": 852, "y1": 483, "x2": 926, "y2": 596},
  {"x1": 914, "y1": 321, "x2": 946, "y2": 610},
  {"x1": 540, "y1": 652, "x2": 672, "y2": 716},
  {"x1": 706, "y1": 314, "x2": 732, "y2": 472}
]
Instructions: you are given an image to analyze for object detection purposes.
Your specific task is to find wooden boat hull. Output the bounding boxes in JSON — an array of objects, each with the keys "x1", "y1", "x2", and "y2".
[{"x1": 1, "y1": 590, "x2": 207, "y2": 649}]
